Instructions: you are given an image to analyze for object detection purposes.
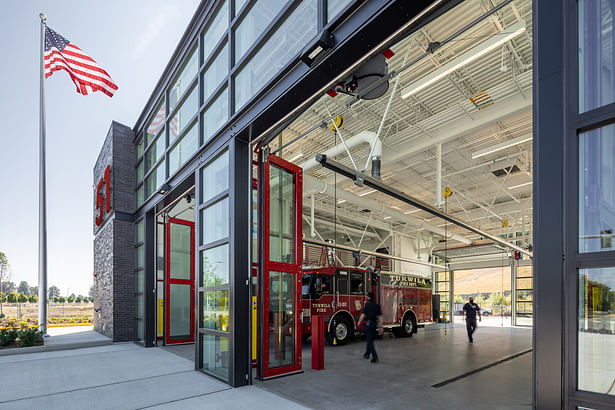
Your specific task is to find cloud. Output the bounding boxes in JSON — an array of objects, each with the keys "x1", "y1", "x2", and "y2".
[{"x1": 132, "y1": 5, "x2": 180, "y2": 60}]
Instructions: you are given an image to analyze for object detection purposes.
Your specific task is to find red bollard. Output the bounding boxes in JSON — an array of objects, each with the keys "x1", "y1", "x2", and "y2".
[{"x1": 312, "y1": 315, "x2": 325, "y2": 370}]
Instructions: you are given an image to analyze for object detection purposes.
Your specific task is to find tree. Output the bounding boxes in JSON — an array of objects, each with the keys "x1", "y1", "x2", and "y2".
[
  {"x1": 7, "y1": 292, "x2": 18, "y2": 303},
  {"x1": 1, "y1": 280, "x2": 15, "y2": 295},
  {"x1": 17, "y1": 293, "x2": 27, "y2": 303},
  {"x1": 88, "y1": 284, "x2": 95, "y2": 300},
  {"x1": 17, "y1": 281, "x2": 30, "y2": 296},
  {"x1": 0, "y1": 292, "x2": 5, "y2": 303},
  {"x1": 48, "y1": 285, "x2": 60, "y2": 299},
  {"x1": 29, "y1": 286, "x2": 38, "y2": 297},
  {"x1": 76, "y1": 295, "x2": 83, "y2": 303},
  {"x1": 67, "y1": 295, "x2": 75, "y2": 303},
  {"x1": 58, "y1": 296, "x2": 66, "y2": 303},
  {"x1": 28, "y1": 295, "x2": 37, "y2": 303},
  {"x1": 0, "y1": 253, "x2": 12, "y2": 319},
  {"x1": 53, "y1": 296, "x2": 59, "y2": 303}
]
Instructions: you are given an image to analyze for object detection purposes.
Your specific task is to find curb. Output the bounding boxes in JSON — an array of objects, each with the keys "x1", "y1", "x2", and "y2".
[{"x1": 0, "y1": 338, "x2": 112, "y2": 357}]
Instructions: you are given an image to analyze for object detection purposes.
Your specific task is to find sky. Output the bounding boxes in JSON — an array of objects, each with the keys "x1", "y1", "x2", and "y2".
[{"x1": 0, "y1": 0, "x2": 200, "y2": 296}]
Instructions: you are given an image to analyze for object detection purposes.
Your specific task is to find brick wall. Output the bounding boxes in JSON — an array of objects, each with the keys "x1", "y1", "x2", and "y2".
[{"x1": 93, "y1": 121, "x2": 136, "y2": 342}]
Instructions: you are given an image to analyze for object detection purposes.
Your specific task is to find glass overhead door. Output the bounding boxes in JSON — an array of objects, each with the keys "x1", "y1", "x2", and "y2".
[
  {"x1": 262, "y1": 154, "x2": 302, "y2": 378},
  {"x1": 166, "y1": 217, "x2": 195, "y2": 344}
]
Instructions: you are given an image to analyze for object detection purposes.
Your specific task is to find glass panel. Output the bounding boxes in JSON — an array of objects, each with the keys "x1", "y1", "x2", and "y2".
[
  {"x1": 579, "y1": 0, "x2": 615, "y2": 112},
  {"x1": 157, "y1": 221, "x2": 165, "y2": 281},
  {"x1": 170, "y1": 223, "x2": 192, "y2": 280},
  {"x1": 137, "y1": 294, "x2": 144, "y2": 318},
  {"x1": 145, "y1": 160, "x2": 166, "y2": 198},
  {"x1": 136, "y1": 245, "x2": 144, "y2": 269},
  {"x1": 327, "y1": 0, "x2": 353, "y2": 23},
  {"x1": 136, "y1": 270, "x2": 144, "y2": 293},
  {"x1": 136, "y1": 185, "x2": 144, "y2": 207},
  {"x1": 201, "y1": 197, "x2": 229, "y2": 245},
  {"x1": 234, "y1": 0, "x2": 287, "y2": 61},
  {"x1": 203, "y1": 0, "x2": 229, "y2": 63},
  {"x1": 145, "y1": 134, "x2": 166, "y2": 172},
  {"x1": 136, "y1": 138, "x2": 144, "y2": 158},
  {"x1": 169, "y1": 284, "x2": 191, "y2": 338},
  {"x1": 268, "y1": 271, "x2": 295, "y2": 368},
  {"x1": 202, "y1": 244, "x2": 229, "y2": 287},
  {"x1": 146, "y1": 102, "x2": 165, "y2": 145},
  {"x1": 170, "y1": 86, "x2": 198, "y2": 143},
  {"x1": 200, "y1": 150, "x2": 229, "y2": 204},
  {"x1": 203, "y1": 88, "x2": 229, "y2": 143},
  {"x1": 269, "y1": 164, "x2": 296, "y2": 264},
  {"x1": 202, "y1": 290, "x2": 229, "y2": 331},
  {"x1": 578, "y1": 267, "x2": 615, "y2": 395},
  {"x1": 579, "y1": 124, "x2": 615, "y2": 252},
  {"x1": 234, "y1": 0, "x2": 249, "y2": 16},
  {"x1": 169, "y1": 122, "x2": 198, "y2": 176},
  {"x1": 136, "y1": 319, "x2": 144, "y2": 341},
  {"x1": 234, "y1": 0, "x2": 317, "y2": 110},
  {"x1": 201, "y1": 333, "x2": 229, "y2": 381},
  {"x1": 136, "y1": 161, "x2": 143, "y2": 183},
  {"x1": 169, "y1": 48, "x2": 198, "y2": 112},
  {"x1": 203, "y1": 44, "x2": 228, "y2": 103},
  {"x1": 136, "y1": 219, "x2": 144, "y2": 243}
]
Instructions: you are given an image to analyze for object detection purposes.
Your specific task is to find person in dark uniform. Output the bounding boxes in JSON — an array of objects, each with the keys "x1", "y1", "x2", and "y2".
[
  {"x1": 462, "y1": 296, "x2": 482, "y2": 343},
  {"x1": 357, "y1": 292, "x2": 382, "y2": 363}
]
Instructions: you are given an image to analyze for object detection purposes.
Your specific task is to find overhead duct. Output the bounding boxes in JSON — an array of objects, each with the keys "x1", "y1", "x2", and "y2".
[
  {"x1": 300, "y1": 130, "x2": 382, "y2": 178},
  {"x1": 303, "y1": 176, "x2": 472, "y2": 245}
]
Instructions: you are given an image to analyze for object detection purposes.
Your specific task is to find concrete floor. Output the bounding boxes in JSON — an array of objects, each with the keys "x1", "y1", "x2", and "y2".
[
  {"x1": 0, "y1": 343, "x2": 305, "y2": 410},
  {"x1": 259, "y1": 323, "x2": 532, "y2": 410},
  {"x1": 160, "y1": 343, "x2": 195, "y2": 362}
]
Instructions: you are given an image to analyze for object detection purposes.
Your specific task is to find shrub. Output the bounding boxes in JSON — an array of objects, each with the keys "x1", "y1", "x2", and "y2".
[
  {"x1": 17, "y1": 328, "x2": 42, "y2": 347},
  {"x1": 17, "y1": 293, "x2": 27, "y2": 303},
  {"x1": 28, "y1": 295, "x2": 37, "y2": 303},
  {"x1": 0, "y1": 328, "x2": 18, "y2": 346},
  {"x1": 7, "y1": 292, "x2": 18, "y2": 303}
]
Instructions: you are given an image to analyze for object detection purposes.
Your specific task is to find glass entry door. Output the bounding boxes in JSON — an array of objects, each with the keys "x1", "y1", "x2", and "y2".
[
  {"x1": 262, "y1": 154, "x2": 303, "y2": 378},
  {"x1": 165, "y1": 217, "x2": 195, "y2": 344}
]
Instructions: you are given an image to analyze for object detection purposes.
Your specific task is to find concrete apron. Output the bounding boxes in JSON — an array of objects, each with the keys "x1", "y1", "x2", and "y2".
[{"x1": 0, "y1": 326, "x2": 111, "y2": 357}]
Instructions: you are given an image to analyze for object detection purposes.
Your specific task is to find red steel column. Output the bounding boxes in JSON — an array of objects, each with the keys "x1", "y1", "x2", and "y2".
[{"x1": 311, "y1": 315, "x2": 325, "y2": 370}]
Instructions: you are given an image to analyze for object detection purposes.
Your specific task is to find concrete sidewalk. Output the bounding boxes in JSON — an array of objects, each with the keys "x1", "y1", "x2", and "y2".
[
  {"x1": 0, "y1": 326, "x2": 111, "y2": 357},
  {"x1": 0, "y1": 343, "x2": 307, "y2": 410}
]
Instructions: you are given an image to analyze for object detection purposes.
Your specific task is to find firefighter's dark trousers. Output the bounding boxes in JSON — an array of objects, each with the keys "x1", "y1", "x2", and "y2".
[
  {"x1": 466, "y1": 317, "x2": 477, "y2": 342},
  {"x1": 364, "y1": 323, "x2": 378, "y2": 359}
]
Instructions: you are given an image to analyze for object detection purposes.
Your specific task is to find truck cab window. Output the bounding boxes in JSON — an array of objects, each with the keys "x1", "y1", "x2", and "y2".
[
  {"x1": 302, "y1": 274, "x2": 312, "y2": 298},
  {"x1": 337, "y1": 278, "x2": 348, "y2": 295},
  {"x1": 350, "y1": 272, "x2": 364, "y2": 295}
]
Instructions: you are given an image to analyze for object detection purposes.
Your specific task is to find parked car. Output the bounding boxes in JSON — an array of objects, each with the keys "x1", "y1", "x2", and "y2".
[{"x1": 480, "y1": 308, "x2": 492, "y2": 316}]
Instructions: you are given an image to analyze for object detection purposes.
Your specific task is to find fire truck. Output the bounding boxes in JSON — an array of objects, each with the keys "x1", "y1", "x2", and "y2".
[{"x1": 301, "y1": 266, "x2": 433, "y2": 345}]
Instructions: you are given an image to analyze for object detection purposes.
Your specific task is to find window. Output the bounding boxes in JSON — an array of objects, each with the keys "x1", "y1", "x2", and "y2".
[
  {"x1": 200, "y1": 150, "x2": 229, "y2": 204},
  {"x1": 169, "y1": 122, "x2": 198, "y2": 176},
  {"x1": 146, "y1": 102, "x2": 165, "y2": 146},
  {"x1": 203, "y1": 1, "x2": 229, "y2": 64},
  {"x1": 145, "y1": 160, "x2": 166, "y2": 198},
  {"x1": 136, "y1": 161, "x2": 143, "y2": 183},
  {"x1": 234, "y1": 0, "x2": 248, "y2": 16},
  {"x1": 169, "y1": 48, "x2": 198, "y2": 112},
  {"x1": 170, "y1": 86, "x2": 198, "y2": 143},
  {"x1": 578, "y1": 267, "x2": 615, "y2": 395},
  {"x1": 136, "y1": 186, "x2": 144, "y2": 207},
  {"x1": 579, "y1": 0, "x2": 615, "y2": 113},
  {"x1": 234, "y1": 0, "x2": 317, "y2": 110},
  {"x1": 203, "y1": 45, "x2": 228, "y2": 103},
  {"x1": 350, "y1": 272, "x2": 364, "y2": 295},
  {"x1": 145, "y1": 133, "x2": 166, "y2": 172},
  {"x1": 327, "y1": 0, "x2": 353, "y2": 23},
  {"x1": 203, "y1": 88, "x2": 229, "y2": 143},
  {"x1": 202, "y1": 244, "x2": 229, "y2": 287},
  {"x1": 136, "y1": 137, "x2": 144, "y2": 158},
  {"x1": 201, "y1": 334, "x2": 230, "y2": 380},
  {"x1": 202, "y1": 290, "x2": 229, "y2": 331},
  {"x1": 315, "y1": 275, "x2": 332, "y2": 296},
  {"x1": 234, "y1": 0, "x2": 287, "y2": 61},
  {"x1": 200, "y1": 197, "x2": 229, "y2": 245},
  {"x1": 579, "y1": 124, "x2": 615, "y2": 253},
  {"x1": 337, "y1": 278, "x2": 348, "y2": 295}
]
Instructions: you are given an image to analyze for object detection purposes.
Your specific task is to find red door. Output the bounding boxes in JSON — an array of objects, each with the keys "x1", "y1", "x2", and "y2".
[
  {"x1": 262, "y1": 154, "x2": 303, "y2": 378},
  {"x1": 165, "y1": 217, "x2": 195, "y2": 345}
]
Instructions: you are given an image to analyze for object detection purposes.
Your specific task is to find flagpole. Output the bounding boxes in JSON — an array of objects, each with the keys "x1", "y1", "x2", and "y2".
[{"x1": 38, "y1": 12, "x2": 48, "y2": 337}]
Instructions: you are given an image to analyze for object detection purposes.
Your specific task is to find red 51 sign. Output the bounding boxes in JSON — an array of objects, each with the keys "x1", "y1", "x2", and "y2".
[{"x1": 95, "y1": 165, "x2": 111, "y2": 226}]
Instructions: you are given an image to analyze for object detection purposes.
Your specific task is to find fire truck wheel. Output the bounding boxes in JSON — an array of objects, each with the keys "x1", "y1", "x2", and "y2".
[
  {"x1": 392, "y1": 327, "x2": 402, "y2": 337},
  {"x1": 401, "y1": 314, "x2": 417, "y2": 338},
  {"x1": 329, "y1": 317, "x2": 351, "y2": 346}
]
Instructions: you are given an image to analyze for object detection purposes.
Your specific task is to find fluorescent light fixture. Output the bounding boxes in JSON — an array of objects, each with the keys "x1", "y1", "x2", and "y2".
[
  {"x1": 358, "y1": 189, "x2": 377, "y2": 197},
  {"x1": 471, "y1": 134, "x2": 532, "y2": 159},
  {"x1": 508, "y1": 181, "x2": 533, "y2": 190},
  {"x1": 401, "y1": 20, "x2": 526, "y2": 99},
  {"x1": 404, "y1": 209, "x2": 420, "y2": 214},
  {"x1": 288, "y1": 151, "x2": 303, "y2": 162},
  {"x1": 337, "y1": 199, "x2": 346, "y2": 204},
  {"x1": 383, "y1": 216, "x2": 392, "y2": 220}
]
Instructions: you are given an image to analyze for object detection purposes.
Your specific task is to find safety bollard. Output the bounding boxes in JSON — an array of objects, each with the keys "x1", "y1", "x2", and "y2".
[{"x1": 311, "y1": 315, "x2": 325, "y2": 370}]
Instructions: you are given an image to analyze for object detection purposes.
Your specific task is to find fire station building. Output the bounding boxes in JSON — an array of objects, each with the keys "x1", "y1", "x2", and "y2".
[{"x1": 92, "y1": 0, "x2": 615, "y2": 408}]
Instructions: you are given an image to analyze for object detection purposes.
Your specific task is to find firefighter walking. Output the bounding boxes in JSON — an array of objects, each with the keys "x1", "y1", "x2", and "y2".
[
  {"x1": 462, "y1": 296, "x2": 482, "y2": 343},
  {"x1": 357, "y1": 292, "x2": 383, "y2": 363}
]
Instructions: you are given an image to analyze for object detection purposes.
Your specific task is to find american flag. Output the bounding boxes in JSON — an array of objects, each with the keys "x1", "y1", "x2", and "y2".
[{"x1": 44, "y1": 26, "x2": 118, "y2": 97}]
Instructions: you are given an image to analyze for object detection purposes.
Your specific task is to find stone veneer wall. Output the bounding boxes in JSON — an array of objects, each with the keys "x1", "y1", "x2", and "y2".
[{"x1": 93, "y1": 121, "x2": 135, "y2": 342}]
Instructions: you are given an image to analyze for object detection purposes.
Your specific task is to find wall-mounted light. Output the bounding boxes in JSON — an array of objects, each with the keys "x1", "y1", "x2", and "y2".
[
  {"x1": 301, "y1": 30, "x2": 334, "y2": 67},
  {"x1": 159, "y1": 183, "x2": 171, "y2": 195}
]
